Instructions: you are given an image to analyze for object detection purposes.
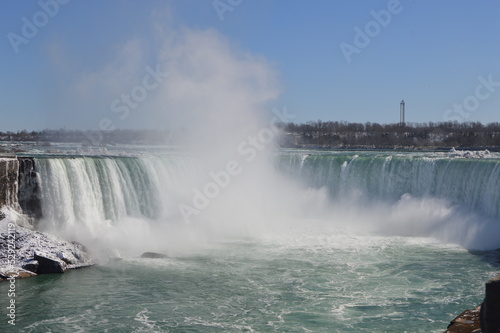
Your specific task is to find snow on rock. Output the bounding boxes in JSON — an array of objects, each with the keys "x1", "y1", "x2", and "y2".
[
  {"x1": 0, "y1": 268, "x2": 37, "y2": 280},
  {"x1": 0, "y1": 208, "x2": 94, "y2": 279},
  {"x1": 448, "y1": 147, "x2": 492, "y2": 159}
]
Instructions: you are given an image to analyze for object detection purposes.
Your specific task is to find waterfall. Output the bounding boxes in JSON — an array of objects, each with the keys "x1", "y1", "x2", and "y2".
[
  {"x1": 36, "y1": 154, "x2": 199, "y2": 231},
  {"x1": 277, "y1": 152, "x2": 500, "y2": 220},
  {"x1": 37, "y1": 152, "x2": 500, "y2": 227},
  {"x1": 32, "y1": 151, "x2": 500, "y2": 250}
]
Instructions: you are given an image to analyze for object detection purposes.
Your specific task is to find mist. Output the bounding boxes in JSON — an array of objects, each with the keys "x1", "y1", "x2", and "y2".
[
  {"x1": 36, "y1": 24, "x2": 500, "y2": 261},
  {"x1": 38, "y1": 25, "x2": 289, "y2": 257}
]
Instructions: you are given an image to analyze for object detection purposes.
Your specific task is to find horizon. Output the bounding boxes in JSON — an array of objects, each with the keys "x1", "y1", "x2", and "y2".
[
  {"x1": 2, "y1": 1, "x2": 500, "y2": 131},
  {"x1": 3, "y1": 117, "x2": 500, "y2": 134}
]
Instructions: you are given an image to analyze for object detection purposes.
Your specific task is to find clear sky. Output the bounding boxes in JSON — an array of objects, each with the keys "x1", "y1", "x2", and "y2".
[{"x1": 1, "y1": 0, "x2": 500, "y2": 131}]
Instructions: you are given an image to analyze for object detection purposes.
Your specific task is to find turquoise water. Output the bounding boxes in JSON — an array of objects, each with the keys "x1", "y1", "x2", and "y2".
[
  {"x1": 1, "y1": 235, "x2": 498, "y2": 332},
  {"x1": 2, "y1": 149, "x2": 500, "y2": 332}
]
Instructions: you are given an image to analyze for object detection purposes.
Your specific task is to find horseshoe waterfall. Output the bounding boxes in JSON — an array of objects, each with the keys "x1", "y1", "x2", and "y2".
[{"x1": 1, "y1": 149, "x2": 500, "y2": 332}]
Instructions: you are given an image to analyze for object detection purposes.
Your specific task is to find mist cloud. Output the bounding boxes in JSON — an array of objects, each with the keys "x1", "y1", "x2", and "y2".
[{"x1": 48, "y1": 11, "x2": 281, "y2": 142}]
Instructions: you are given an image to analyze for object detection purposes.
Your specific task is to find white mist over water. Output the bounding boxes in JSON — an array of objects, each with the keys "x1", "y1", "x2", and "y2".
[
  {"x1": 35, "y1": 150, "x2": 500, "y2": 261},
  {"x1": 35, "y1": 27, "x2": 500, "y2": 259},
  {"x1": 37, "y1": 26, "x2": 295, "y2": 258}
]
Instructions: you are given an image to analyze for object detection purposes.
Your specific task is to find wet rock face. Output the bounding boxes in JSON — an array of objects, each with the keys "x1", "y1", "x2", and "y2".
[
  {"x1": 0, "y1": 157, "x2": 19, "y2": 210},
  {"x1": 480, "y1": 274, "x2": 500, "y2": 333},
  {"x1": 0, "y1": 157, "x2": 42, "y2": 224},
  {"x1": 17, "y1": 158, "x2": 42, "y2": 220}
]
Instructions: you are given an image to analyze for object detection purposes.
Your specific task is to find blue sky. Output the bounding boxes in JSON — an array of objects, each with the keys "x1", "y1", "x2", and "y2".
[{"x1": 1, "y1": 0, "x2": 500, "y2": 131}]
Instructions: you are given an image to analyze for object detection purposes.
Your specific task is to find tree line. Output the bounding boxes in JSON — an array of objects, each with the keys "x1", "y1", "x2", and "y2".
[
  {"x1": 1, "y1": 121, "x2": 500, "y2": 150},
  {"x1": 278, "y1": 121, "x2": 500, "y2": 150},
  {"x1": 0, "y1": 129, "x2": 182, "y2": 146}
]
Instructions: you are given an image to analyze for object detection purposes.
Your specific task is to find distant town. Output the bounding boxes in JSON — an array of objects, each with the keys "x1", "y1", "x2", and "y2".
[{"x1": 1, "y1": 120, "x2": 500, "y2": 152}]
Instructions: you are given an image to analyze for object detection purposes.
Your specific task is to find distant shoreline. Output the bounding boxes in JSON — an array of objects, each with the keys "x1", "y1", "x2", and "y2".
[
  {"x1": 3, "y1": 120, "x2": 500, "y2": 152},
  {"x1": 280, "y1": 145, "x2": 500, "y2": 152}
]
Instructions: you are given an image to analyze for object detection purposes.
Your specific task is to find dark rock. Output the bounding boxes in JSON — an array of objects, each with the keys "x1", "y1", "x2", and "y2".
[
  {"x1": 141, "y1": 252, "x2": 168, "y2": 259},
  {"x1": 22, "y1": 259, "x2": 39, "y2": 273},
  {"x1": 445, "y1": 305, "x2": 481, "y2": 333},
  {"x1": 480, "y1": 274, "x2": 500, "y2": 333},
  {"x1": 34, "y1": 252, "x2": 67, "y2": 274},
  {"x1": 17, "y1": 157, "x2": 42, "y2": 221}
]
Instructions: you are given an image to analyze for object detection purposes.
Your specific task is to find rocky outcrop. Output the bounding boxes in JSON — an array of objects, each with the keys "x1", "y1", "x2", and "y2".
[
  {"x1": 141, "y1": 252, "x2": 168, "y2": 259},
  {"x1": 445, "y1": 273, "x2": 500, "y2": 333},
  {"x1": 445, "y1": 305, "x2": 481, "y2": 333},
  {"x1": 34, "y1": 252, "x2": 67, "y2": 274},
  {"x1": 0, "y1": 209, "x2": 95, "y2": 279},
  {"x1": 480, "y1": 274, "x2": 500, "y2": 333}
]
